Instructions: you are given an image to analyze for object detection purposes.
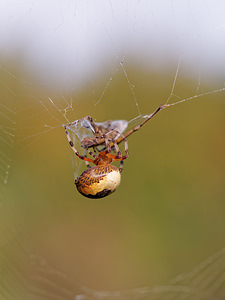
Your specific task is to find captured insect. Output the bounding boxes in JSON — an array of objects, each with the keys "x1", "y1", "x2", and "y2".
[{"x1": 64, "y1": 104, "x2": 169, "y2": 199}]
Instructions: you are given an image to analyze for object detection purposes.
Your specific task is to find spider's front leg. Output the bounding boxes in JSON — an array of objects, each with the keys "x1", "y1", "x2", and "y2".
[{"x1": 64, "y1": 126, "x2": 94, "y2": 164}]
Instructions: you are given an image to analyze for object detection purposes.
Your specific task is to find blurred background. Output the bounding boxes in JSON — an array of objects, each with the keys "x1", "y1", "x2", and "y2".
[{"x1": 0, "y1": 1, "x2": 225, "y2": 299}]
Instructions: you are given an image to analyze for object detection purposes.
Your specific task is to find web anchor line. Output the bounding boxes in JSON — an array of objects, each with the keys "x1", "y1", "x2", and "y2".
[{"x1": 116, "y1": 85, "x2": 225, "y2": 146}]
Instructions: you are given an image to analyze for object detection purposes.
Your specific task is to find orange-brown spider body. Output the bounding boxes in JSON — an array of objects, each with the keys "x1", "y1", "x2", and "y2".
[
  {"x1": 75, "y1": 151, "x2": 121, "y2": 199},
  {"x1": 75, "y1": 164, "x2": 121, "y2": 199},
  {"x1": 64, "y1": 119, "x2": 129, "y2": 198}
]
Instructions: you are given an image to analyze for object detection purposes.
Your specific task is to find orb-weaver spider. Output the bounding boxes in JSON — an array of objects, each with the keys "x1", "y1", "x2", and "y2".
[{"x1": 64, "y1": 104, "x2": 168, "y2": 199}]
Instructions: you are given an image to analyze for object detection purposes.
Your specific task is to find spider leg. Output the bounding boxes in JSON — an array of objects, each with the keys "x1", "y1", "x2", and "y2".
[
  {"x1": 119, "y1": 160, "x2": 124, "y2": 173},
  {"x1": 93, "y1": 146, "x2": 97, "y2": 153},
  {"x1": 84, "y1": 146, "x2": 97, "y2": 159},
  {"x1": 108, "y1": 137, "x2": 125, "y2": 173},
  {"x1": 108, "y1": 135, "x2": 129, "y2": 161},
  {"x1": 116, "y1": 104, "x2": 169, "y2": 145},
  {"x1": 64, "y1": 126, "x2": 94, "y2": 163},
  {"x1": 83, "y1": 150, "x2": 92, "y2": 168},
  {"x1": 84, "y1": 160, "x2": 92, "y2": 168},
  {"x1": 123, "y1": 136, "x2": 129, "y2": 158},
  {"x1": 115, "y1": 131, "x2": 129, "y2": 160},
  {"x1": 103, "y1": 134, "x2": 111, "y2": 153},
  {"x1": 112, "y1": 138, "x2": 122, "y2": 158}
]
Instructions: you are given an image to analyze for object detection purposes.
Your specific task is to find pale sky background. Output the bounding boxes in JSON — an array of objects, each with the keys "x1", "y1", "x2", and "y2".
[{"x1": 0, "y1": 0, "x2": 225, "y2": 88}]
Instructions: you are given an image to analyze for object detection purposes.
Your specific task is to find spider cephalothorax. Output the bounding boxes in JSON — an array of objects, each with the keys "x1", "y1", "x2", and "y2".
[{"x1": 64, "y1": 105, "x2": 168, "y2": 199}]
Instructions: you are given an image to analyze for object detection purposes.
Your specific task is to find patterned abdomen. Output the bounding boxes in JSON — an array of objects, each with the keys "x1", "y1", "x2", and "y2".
[{"x1": 75, "y1": 165, "x2": 121, "y2": 199}]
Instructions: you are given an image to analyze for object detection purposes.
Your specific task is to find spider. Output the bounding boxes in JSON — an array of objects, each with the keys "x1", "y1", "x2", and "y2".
[{"x1": 64, "y1": 104, "x2": 169, "y2": 199}]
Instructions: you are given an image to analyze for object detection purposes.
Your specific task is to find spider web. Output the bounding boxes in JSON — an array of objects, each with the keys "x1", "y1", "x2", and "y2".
[
  {"x1": 22, "y1": 246, "x2": 225, "y2": 299},
  {"x1": 1, "y1": 0, "x2": 225, "y2": 187},
  {"x1": 1, "y1": 55, "x2": 225, "y2": 299},
  {"x1": 0, "y1": 1, "x2": 225, "y2": 300},
  {"x1": 63, "y1": 56, "x2": 225, "y2": 178},
  {"x1": 0, "y1": 68, "x2": 16, "y2": 189}
]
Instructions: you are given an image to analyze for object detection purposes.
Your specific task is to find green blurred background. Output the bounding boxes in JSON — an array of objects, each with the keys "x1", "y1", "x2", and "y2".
[{"x1": 1, "y1": 64, "x2": 225, "y2": 295}]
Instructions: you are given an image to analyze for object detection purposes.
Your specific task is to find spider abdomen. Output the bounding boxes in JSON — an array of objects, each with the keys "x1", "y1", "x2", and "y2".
[{"x1": 75, "y1": 165, "x2": 121, "y2": 199}]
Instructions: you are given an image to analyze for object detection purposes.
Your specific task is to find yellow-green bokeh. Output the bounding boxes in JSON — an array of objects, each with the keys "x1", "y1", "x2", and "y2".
[{"x1": 1, "y1": 65, "x2": 225, "y2": 292}]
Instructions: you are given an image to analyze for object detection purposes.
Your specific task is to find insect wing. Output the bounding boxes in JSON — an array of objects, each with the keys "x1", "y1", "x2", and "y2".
[{"x1": 95, "y1": 119, "x2": 128, "y2": 138}]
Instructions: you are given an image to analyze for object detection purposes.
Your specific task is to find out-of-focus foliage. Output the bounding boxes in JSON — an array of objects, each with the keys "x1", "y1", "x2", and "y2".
[{"x1": 0, "y1": 65, "x2": 225, "y2": 298}]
